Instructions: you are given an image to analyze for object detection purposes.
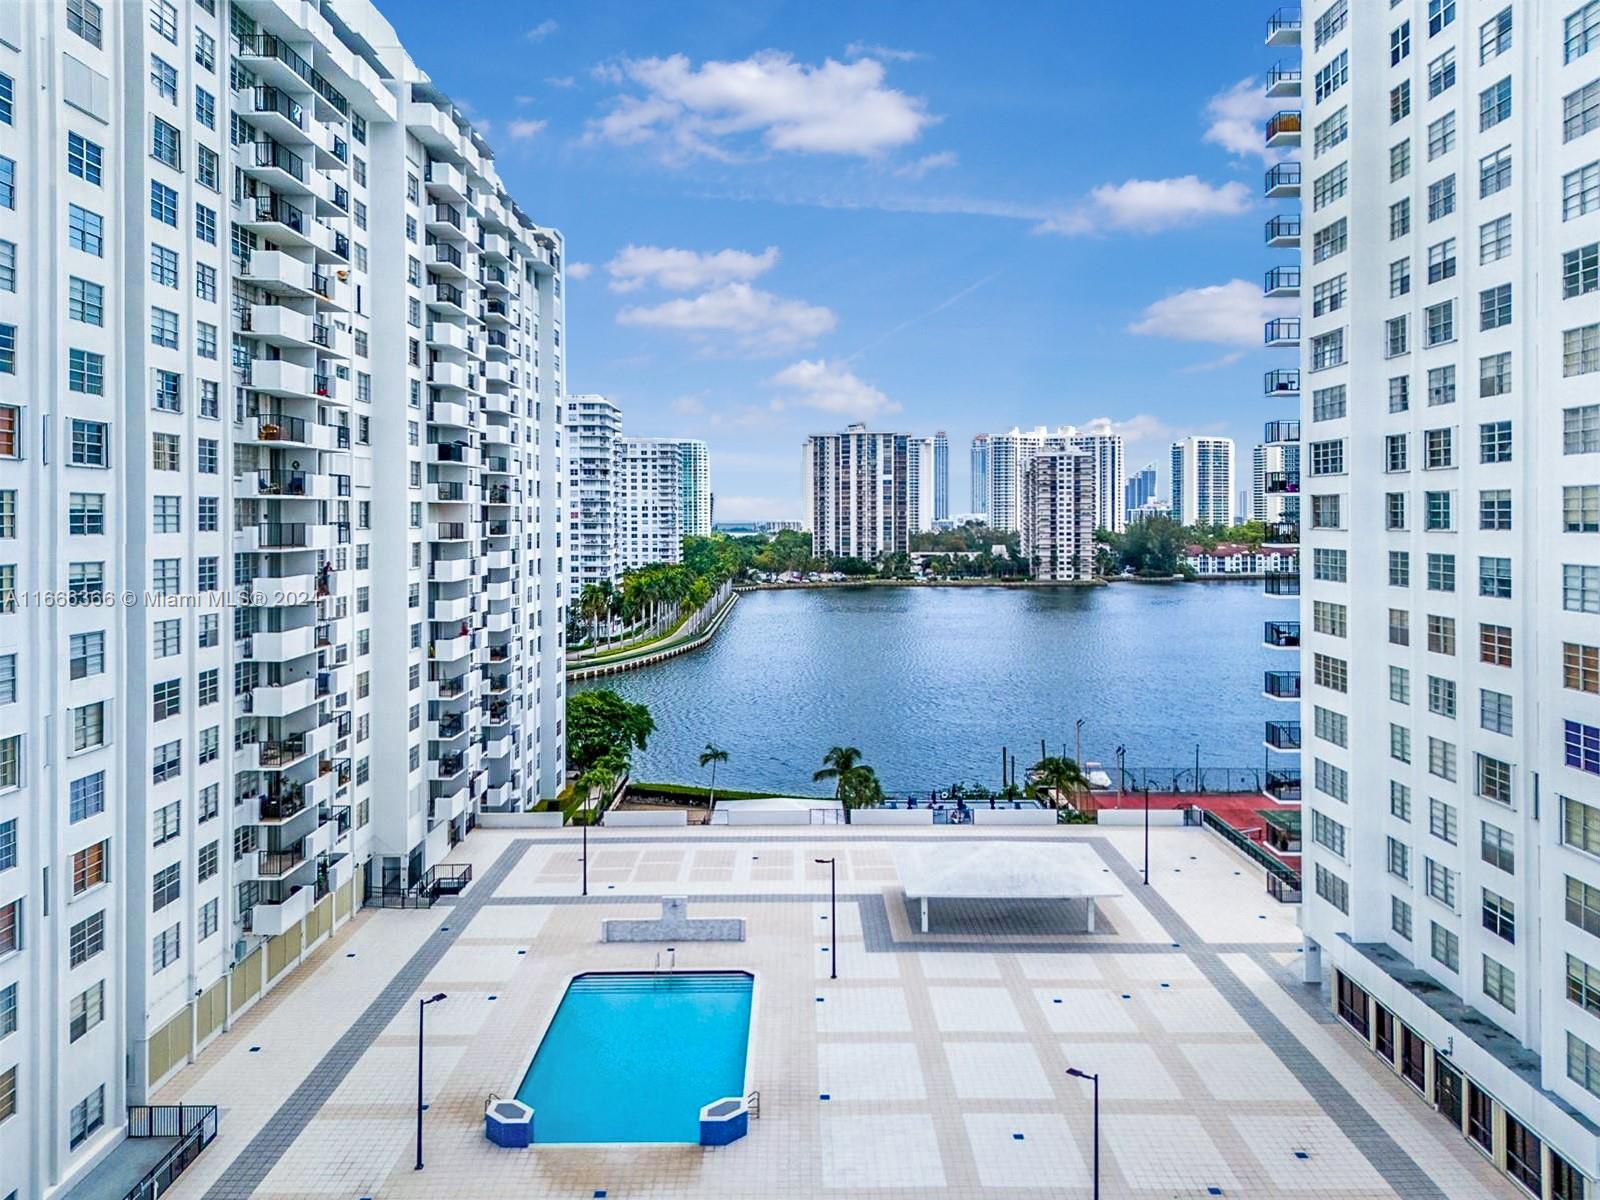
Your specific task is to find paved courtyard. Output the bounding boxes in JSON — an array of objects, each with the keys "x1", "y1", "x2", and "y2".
[{"x1": 156, "y1": 825, "x2": 1519, "y2": 1199}]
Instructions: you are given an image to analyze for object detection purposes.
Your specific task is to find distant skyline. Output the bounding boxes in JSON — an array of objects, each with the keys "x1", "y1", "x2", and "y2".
[{"x1": 377, "y1": 1, "x2": 1287, "y2": 518}]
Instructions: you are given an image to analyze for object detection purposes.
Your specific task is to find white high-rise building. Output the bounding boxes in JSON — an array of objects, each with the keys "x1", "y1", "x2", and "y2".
[
  {"x1": 1062, "y1": 432, "x2": 1126, "y2": 533},
  {"x1": 1251, "y1": 437, "x2": 1301, "y2": 524},
  {"x1": 931, "y1": 430, "x2": 949, "y2": 522},
  {"x1": 1169, "y1": 436, "x2": 1235, "y2": 526},
  {"x1": 984, "y1": 428, "x2": 1048, "y2": 532},
  {"x1": 618, "y1": 438, "x2": 682, "y2": 570},
  {"x1": 1020, "y1": 449, "x2": 1096, "y2": 581},
  {"x1": 907, "y1": 435, "x2": 937, "y2": 534},
  {"x1": 969, "y1": 434, "x2": 990, "y2": 517},
  {"x1": 0, "y1": 2, "x2": 566, "y2": 1193},
  {"x1": 566, "y1": 395, "x2": 622, "y2": 592},
  {"x1": 802, "y1": 425, "x2": 909, "y2": 560},
  {"x1": 981, "y1": 426, "x2": 1116, "y2": 533},
  {"x1": 1284, "y1": 2, "x2": 1600, "y2": 1194},
  {"x1": 677, "y1": 439, "x2": 711, "y2": 538}
]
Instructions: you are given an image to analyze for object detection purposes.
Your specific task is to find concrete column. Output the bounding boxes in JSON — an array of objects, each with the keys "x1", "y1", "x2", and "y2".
[
  {"x1": 920, "y1": 896, "x2": 928, "y2": 933},
  {"x1": 1301, "y1": 936, "x2": 1323, "y2": 984},
  {"x1": 1086, "y1": 898, "x2": 1096, "y2": 934}
]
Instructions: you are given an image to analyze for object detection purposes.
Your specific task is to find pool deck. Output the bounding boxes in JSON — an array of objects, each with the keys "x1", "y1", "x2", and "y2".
[{"x1": 154, "y1": 825, "x2": 1519, "y2": 1199}]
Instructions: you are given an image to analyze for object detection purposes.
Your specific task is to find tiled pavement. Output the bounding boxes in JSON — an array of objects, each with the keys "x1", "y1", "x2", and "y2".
[{"x1": 152, "y1": 825, "x2": 1519, "y2": 1199}]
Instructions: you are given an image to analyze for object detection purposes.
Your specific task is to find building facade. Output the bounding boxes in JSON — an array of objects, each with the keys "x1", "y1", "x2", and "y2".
[
  {"x1": 1124, "y1": 463, "x2": 1157, "y2": 524},
  {"x1": 0, "y1": 1, "x2": 567, "y2": 1194},
  {"x1": 1169, "y1": 436, "x2": 1236, "y2": 527},
  {"x1": 565, "y1": 394, "x2": 621, "y2": 593},
  {"x1": 1287, "y1": 1, "x2": 1600, "y2": 1193},
  {"x1": 1063, "y1": 432, "x2": 1126, "y2": 533},
  {"x1": 617, "y1": 438, "x2": 682, "y2": 570},
  {"x1": 1020, "y1": 449, "x2": 1096, "y2": 581},
  {"x1": 907, "y1": 435, "x2": 936, "y2": 534},
  {"x1": 931, "y1": 430, "x2": 949, "y2": 522},
  {"x1": 969, "y1": 433, "x2": 989, "y2": 517},
  {"x1": 802, "y1": 425, "x2": 909, "y2": 561},
  {"x1": 676, "y1": 439, "x2": 710, "y2": 538},
  {"x1": 1252, "y1": 435, "x2": 1302, "y2": 524}
]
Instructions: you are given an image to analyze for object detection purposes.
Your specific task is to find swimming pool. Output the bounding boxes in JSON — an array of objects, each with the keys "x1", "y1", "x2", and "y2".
[{"x1": 516, "y1": 970, "x2": 754, "y2": 1143}]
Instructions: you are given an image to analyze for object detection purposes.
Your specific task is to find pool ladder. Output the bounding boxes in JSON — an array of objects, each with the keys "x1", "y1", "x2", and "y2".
[
  {"x1": 746, "y1": 1090, "x2": 761, "y2": 1119},
  {"x1": 653, "y1": 948, "x2": 677, "y2": 976}
]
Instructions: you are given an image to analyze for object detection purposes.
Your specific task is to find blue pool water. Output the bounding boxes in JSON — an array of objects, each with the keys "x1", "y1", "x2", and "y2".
[{"x1": 515, "y1": 971, "x2": 754, "y2": 1143}]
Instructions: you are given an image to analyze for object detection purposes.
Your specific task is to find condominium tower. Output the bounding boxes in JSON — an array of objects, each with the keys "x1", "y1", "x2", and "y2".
[
  {"x1": 1169, "y1": 436, "x2": 1236, "y2": 526},
  {"x1": 907, "y1": 435, "x2": 936, "y2": 534},
  {"x1": 802, "y1": 425, "x2": 910, "y2": 560},
  {"x1": 931, "y1": 430, "x2": 950, "y2": 522},
  {"x1": 617, "y1": 438, "x2": 682, "y2": 570},
  {"x1": 969, "y1": 433, "x2": 989, "y2": 516},
  {"x1": 1124, "y1": 463, "x2": 1157, "y2": 524},
  {"x1": 566, "y1": 394, "x2": 622, "y2": 592},
  {"x1": 1285, "y1": 1, "x2": 1600, "y2": 1193},
  {"x1": 1020, "y1": 449, "x2": 1096, "y2": 581},
  {"x1": 979, "y1": 426, "x2": 1121, "y2": 533},
  {"x1": 677, "y1": 439, "x2": 710, "y2": 537},
  {"x1": 0, "y1": 1, "x2": 567, "y2": 1195}
]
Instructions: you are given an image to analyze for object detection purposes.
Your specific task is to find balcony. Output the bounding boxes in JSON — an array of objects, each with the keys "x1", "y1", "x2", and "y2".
[
  {"x1": 430, "y1": 557, "x2": 476, "y2": 583},
  {"x1": 1263, "y1": 670, "x2": 1301, "y2": 701},
  {"x1": 1264, "y1": 522, "x2": 1299, "y2": 547},
  {"x1": 1265, "y1": 215, "x2": 1300, "y2": 247},
  {"x1": 431, "y1": 481, "x2": 469, "y2": 504},
  {"x1": 1264, "y1": 317, "x2": 1301, "y2": 347},
  {"x1": 258, "y1": 841, "x2": 307, "y2": 879},
  {"x1": 1264, "y1": 769, "x2": 1303, "y2": 803},
  {"x1": 258, "y1": 788, "x2": 309, "y2": 822},
  {"x1": 1264, "y1": 266, "x2": 1300, "y2": 299},
  {"x1": 1265, "y1": 110, "x2": 1302, "y2": 148},
  {"x1": 430, "y1": 240, "x2": 469, "y2": 278},
  {"x1": 427, "y1": 321, "x2": 468, "y2": 352},
  {"x1": 1265, "y1": 721, "x2": 1302, "y2": 752},
  {"x1": 244, "y1": 305, "x2": 315, "y2": 348},
  {"x1": 1264, "y1": 369, "x2": 1300, "y2": 397},
  {"x1": 250, "y1": 676, "x2": 318, "y2": 717},
  {"x1": 1264, "y1": 572, "x2": 1301, "y2": 598},
  {"x1": 427, "y1": 202, "x2": 465, "y2": 237},
  {"x1": 428, "y1": 362, "x2": 473, "y2": 392},
  {"x1": 1263, "y1": 419, "x2": 1300, "y2": 445},
  {"x1": 246, "y1": 86, "x2": 307, "y2": 141},
  {"x1": 1265, "y1": 8, "x2": 1301, "y2": 46},
  {"x1": 247, "y1": 140, "x2": 310, "y2": 193},
  {"x1": 430, "y1": 521, "x2": 469, "y2": 543},
  {"x1": 247, "y1": 882, "x2": 309, "y2": 936},
  {"x1": 1266, "y1": 64, "x2": 1302, "y2": 98},
  {"x1": 426, "y1": 160, "x2": 468, "y2": 201},
  {"x1": 428, "y1": 283, "x2": 469, "y2": 316},
  {"x1": 250, "y1": 626, "x2": 316, "y2": 661},
  {"x1": 1263, "y1": 620, "x2": 1300, "y2": 649},
  {"x1": 1264, "y1": 162, "x2": 1301, "y2": 199},
  {"x1": 238, "y1": 248, "x2": 314, "y2": 295},
  {"x1": 313, "y1": 322, "x2": 352, "y2": 358},
  {"x1": 250, "y1": 359, "x2": 316, "y2": 399},
  {"x1": 256, "y1": 735, "x2": 310, "y2": 770},
  {"x1": 430, "y1": 673, "x2": 469, "y2": 702}
]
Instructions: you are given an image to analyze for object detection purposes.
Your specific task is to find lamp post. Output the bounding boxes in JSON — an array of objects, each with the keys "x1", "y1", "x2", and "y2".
[
  {"x1": 581, "y1": 816, "x2": 588, "y2": 897},
  {"x1": 814, "y1": 858, "x2": 837, "y2": 978},
  {"x1": 1115, "y1": 744, "x2": 1126, "y2": 808},
  {"x1": 1065, "y1": 1066, "x2": 1100, "y2": 1200},
  {"x1": 1075, "y1": 718, "x2": 1085, "y2": 769},
  {"x1": 415, "y1": 992, "x2": 448, "y2": 1170},
  {"x1": 1143, "y1": 786, "x2": 1150, "y2": 885}
]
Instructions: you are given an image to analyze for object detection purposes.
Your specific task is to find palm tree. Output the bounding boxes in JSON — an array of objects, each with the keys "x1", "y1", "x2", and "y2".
[
  {"x1": 1029, "y1": 756, "x2": 1091, "y2": 808},
  {"x1": 813, "y1": 746, "x2": 863, "y2": 801},
  {"x1": 698, "y1": 743, "x2": 729, "y2": 812}
]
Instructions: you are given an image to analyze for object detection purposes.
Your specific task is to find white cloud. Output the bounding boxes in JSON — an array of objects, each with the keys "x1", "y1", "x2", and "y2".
[
  {"x1": 1203, "y1": 77, "x2": 1281, "y2": 162},
  {"x1": 605, "y1": 244, "x2": 780, "y2": 293},
  {"x1": 587, "y1": 51, "x2": 934, "y2": 160},
  {"x1": 765, "y1": 359, "x2": 900, "y2": 419},
  {"x1": 1127, "y1": 279, "x2": 1292, "y2": 347},
  {"x1": 546, "y1": 75, "x2": 576, "y2": 89},
  {"x1": 525, "y1": 19, "x2": 558, "y2": 42},
  {"x1": 670, "y1": 395, "x2": 707, "y2": 415},
  {"x1": 565, "y1": 261, "x2": 594, "y2": 280},
  {"x1": 844, "y1": 42, "x2": 922, "y2": 62},
  {"x1": 1038, "y1": 176, "x2": 1253, "y2": 236},
  {"x1": 1178, "y1": 350, "x2": 1247, "y2": 374},
  {"x1": 1076, "y1": 414, "x2": 1178, "y2": 443},
  {"x1": 893, "y1": 150, "x2": 957, "y2": 179},
  {"x1": 514, "y1": 94, "x2": 535, "y2": 105},
  {"x1": 506, "y1": 118, "x2": 547, "y2": 141},
  {"x1": 617, "y1": 282, "x2": 836, "y2": 354}
]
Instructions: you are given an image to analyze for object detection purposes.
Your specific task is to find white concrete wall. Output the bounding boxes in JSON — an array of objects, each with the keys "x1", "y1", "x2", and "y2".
[{"x1": 604, "y1": 811, "x2": 689, "y2": 827}]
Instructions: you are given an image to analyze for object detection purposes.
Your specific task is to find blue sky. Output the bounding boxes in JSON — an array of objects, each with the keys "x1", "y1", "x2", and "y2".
[{"x1": 379, "y1": 1, "x2": 1292, "y2": 519}]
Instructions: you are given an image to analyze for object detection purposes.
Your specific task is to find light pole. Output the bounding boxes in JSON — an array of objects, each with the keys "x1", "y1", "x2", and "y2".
[
  {"x1": 1115, "y1": 744, "x2": 1126, "y2": 808},
  {"x1": 1065, "y1": 1066, "x2": 1100, "y2": 1200},
  {"x1": 581, "y1": 816, "x2": 588, "y2": 897},
  {"x1": 1142, "y1": 786, "x2": 1150, "y2": 885},
  {"x1": 814, "y1": 858, "x2": 837, "y2": 978},
  {"x1": 415, "y1": 992, "x2": 447, "y2": 1170},
  {"x1": 1074, "y1": 718, "x2": 1085, "y2": 769}
]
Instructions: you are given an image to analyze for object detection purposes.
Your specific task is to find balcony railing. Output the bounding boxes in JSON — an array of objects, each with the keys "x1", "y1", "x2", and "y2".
[
  {"x1": 251, "y1": 193, "x2": 306, "y2": 233},
  {"x1": 1263, "y1": 670, "x2": 1301, "y2": 700},
  {"x1": 1265, "y1": 111, "x2": 1302, "y2": 143},
  {"x1": 1265, "y1": 215, "x2": 1301, "y2": 243},
  {"x1": 1265, "y1": 266, "x2": 1300, "y2": 294},
  {"x1": 1264, "y1": 572, "x2": 1301, "y2": 597},
  {"x1": 1264, "y1": 368, "x2": 1300, "y2": 396},
  {"x1": 256, "y1": 521, "x2": 309, "y2": 549},
  {"x1": 1265, "y1": 721, "x2": 1302, "y2": 751},
  {"x1": 1266, "y1": 8, "x2": 1302, "y2": 42},
  {"x1": 253, "y1": 140, "x2": 306, "y2": 182},
  {"x1": 1264, "y1": 162, "x2": 1301, "y2": 194},
  {"x1": 258, "y1": 736, "x2": 307, "y2": 767},
  {"x1": 1263, "y1": 419, "x2": 1300, "y2": 444},
  {"x1": 1264, "y1": 769, "x2": 1303, "y2": 802},
  {"x1": 251, "y1": 86, "x2": 305, "y2": 129},
  {"x1": 1264, "y1": 522, "x2": 1299, "y2": 545},
  {"x1": 1264, "y1": 317, "x2": 1301, "y2": 344},
  {"x1": 259, "y1": 790, "x2": 307, "y2": 821},
  {"x1": 1263, "y1": 620, "x2": 1300, "y2": 648},
  {"x1": 430, "y1": 204, "x2": 462, "y2": 229},
  {"x1": 259, "y1": 842, "x2": 308, "y2": 876},
  {"x1": 122, "y1": 1106, "x2": 219, "y2": 1200},
  {"x1": 1266, "y1": 64, "x2": 1302, "y2": 92}
]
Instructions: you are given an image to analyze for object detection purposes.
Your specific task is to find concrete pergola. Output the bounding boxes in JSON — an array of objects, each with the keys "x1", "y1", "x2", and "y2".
[{"x1": 897, "y1": 843, "x2": 1123, "y2": 933}]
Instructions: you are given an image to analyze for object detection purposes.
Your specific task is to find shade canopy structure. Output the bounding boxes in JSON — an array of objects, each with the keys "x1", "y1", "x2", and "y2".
[{"x1": 896, "y1": 842, "x2": 1122, "y2": 933}]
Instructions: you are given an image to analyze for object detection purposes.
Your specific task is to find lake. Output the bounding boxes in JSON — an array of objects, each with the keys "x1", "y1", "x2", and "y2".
[{"x1": 573, "y1": 582, "x2": 1286, "y2": 795}]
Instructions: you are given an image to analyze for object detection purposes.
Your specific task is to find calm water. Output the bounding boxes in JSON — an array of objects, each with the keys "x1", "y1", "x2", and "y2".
[{"x1": 574, "y1": 583, "x2": 1284, "y2": 795}]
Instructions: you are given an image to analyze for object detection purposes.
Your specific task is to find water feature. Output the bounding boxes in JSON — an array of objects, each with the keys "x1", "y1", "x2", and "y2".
[{"x1": 573, "y1": 582, "x2": 1284, "y2": 794}]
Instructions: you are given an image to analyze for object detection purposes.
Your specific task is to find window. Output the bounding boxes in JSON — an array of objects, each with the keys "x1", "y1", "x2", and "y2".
[
  {"x1": 1572, "y1": 2, "x2": 1600, "y2": 63},
  {"x1": 152, "y1": 738, "x2": 181, "y2": 784},
  {"x1": 150, "y1": 0, "x2": 177, "y2": 41},
  {"x1": 150, "y1": 181, "x2": 178, "y2": 225},
  {"x1": 1431, "y1": 922, "x2": 1459, "y2": 973},
  {"x1": 69, "y1": 633, "x2": 103, "y2": 681},
  {"x1": 69, "y1": 277, "x2": 104, "y2": 326},
  {"x1": 1391, "y1": 139, "x2": 1411, "y2": 182},
  {"x1": 1313, "y1": 273, "x2": 1347, "y2": 316},
  {"x1": 68, "y1": 205, "x2": 103, "y2": 255},
  {"x1": 71, "y1": 840, "x2": 107, "y2": 894},
  {"x1": 1387, "y1": 492, "x2": 1407, "y2": 531},
  {"x1": 1478, "y1": 753, "x2": 1514, "y2": 804},
  {"x1": 1481, "y1": 623, "x2": 1513, "y2": 666},
  {"x1": 1391, "y1": 81, "x2": 1412, "y2": 125},
  {"x1": 1315, "y1": 51, "x2": 1348, "y2": 103},
  {"x1": 1480, "y1": 8, "x2": 1512, "y2": 63},
  {"x1": 1481, "y1": 420, "x2": 1513, "y2": 463},
  {"x1": 1386, "y1": 316, "x2": 1409, "y2": 358},
  {"x1": 1390, "y1": 258, "x2": 1411, "y2": 298},
  {"x1": 1426, "y1": 300, "x2": 1454, "y2": 346},
  {"x1": 69, "y1": 350, "x2": 103, "y2": 395},
  {"x1": 1484, "y1": 955, "x2": 1516, "y2": 1011},
  {"x1": 1314, "y1": 864, "x2": 1349, "y2": 914},
  {"x1": 1480, "y1": 78, "x2": 1512, "y2": 130},
  {"x1": 1390, "y1": 376, "x2": 1410, "y2": 413},
  {"x1": 67, "y1": 0, "x2": 102, "y2": 46},
  {"x1": 1567, "y1": 720, "x2": 1600, "y2": 774},
  {"x1": 1313, "y1": 217, "x2": 1347, "y2": 263},
  {"x1": 1389, "y1": 608, "x2": 1410, "y2": 646},
  {"x1": 1392, "y1": 781, "x2": 1413, "y2": 822},
  {"x1": 1428, "y1": 614, "x2": 1456, "y2": 657},
  {"x1": 68, "y1": 1085, "x2": 105, "y2": 1149},
  {"x1": 1387, "y1": 837, "x2": 1410, "y2": 880},
  {"x1": 1483, "y1": 823, "x2": 1515, "y2": 873},
  {"x1": 1314, "y1": 548, "x2": 1347, "y2": 581},
  {"x1": 1566, "y1": 243, "x2": 1600, "y2": 300},
  {"x1": 1480, "y1": 555, "x2": 1512, "y2": 597},
  {"x1": 68, "y1": 910, "x2": 104, "y2": 966},
  {"x1": 1312, "y1": 810, "x2": 1346, "y2": 857},
  {"x1": 1314, "y1": 706, "x2": 1347, "y2": 747},
  {"x1": 1480, "y1": 283, "x2": 1512, "y2": 330},
  {"x1": 70, "y1": 771, "x2": 105, "y2": 820},
  {"x1": 1427, "y1": 553, "x2": 1455, "y2": 592},
  {"x1": 1314, "y1": 0, "x2": 1347, "y2": 48},
  {"x1": 152, "y1": 862, "x2": 181, "y2": 910},
  {"x1": 151, "y1": 922, "x2": 181, "y2": 971},
  {"x1": 1568, "y1": 405, "x2": 1600, "y2": 454},
  {"x1": 68, "y1": 980, "x2": 103, "y2": 1042},
  {"x1": 1566, "y1": 643, "x2": 1600, "y2": 694},
  {"x1": 1428, "y1": 238, "x2": 1457, "y2": 283},
  {"x1": 1427, "y1": 111, "x2": 1455, "y2": 159},
  {"x1": 1481, "y1": 689, "x2": 1513, "y2": 736},
  {"x1": 1427, "y1": 51, "x2": 1455, "y2": 99},
  {"x1": 1392, "y1": 21, "x2": 1412, "y2": 65},
  {"x1": 1566, "y1": 162, "x2": 1600, "y2": 220},
  {"x1": 1566, "y1": 485, "x2": 1600, "y2": 532},
  {"x1": 1425, "y1": 427, "x2": 1453, "y2": 469},
  {"x1": 1314, "y1": 653, "x2": 1348, "y2": 693},
  {"x1": 1430, "y1": 797, "x2": 1458, "y2": 844},
  {"x1": 1480, "y1": 353, "x2": 1511, "y2": 397},
  {"x1": 196, "y1": 203, "x2": 216, "y2": 244},
  {"x1": 1480, "y1": 214, "x2": 1512, "y2": 263},
  {"x1": 67, "y1": 132, "x2": 103, "y2": 186},
  {"x1": 1390, "y1": 198, "x2": 1411, "y2": 239},
  {"x1": 1393, "y1": 896, "x2": 1413, "y2": 941},
  {"x1": 1313, "y1": 385, "x2": 1346, "y2": 421},
  {"x1": 151, "y1": 117, "x2": 181, "y2": 168},
  {"x1": 150, "y1": 244, "x2": 178, "y2": 287},
  {"x1": 1425, "y1": 491, "x2": 1453, "y2": 531},
  {"x1": 1480, "y1": 147, "x2": 1512, "y2": 198},
  {"x1": 151, "y1": 54, "x2": 177, "y2": 102},
  {"x1": 1391, "y1": 723, "x2": 1412, "y2": 763},
  {"x1": 1566, "y1": 564, "x2": 1600, "y2": 614},
  {"x1": 1315, "y1": 106, "x2": 1349, "y2": 156},
  {"x1": 1567, "y1": 80, "x2": 1600, "y2": 143},
  {"x1": 0, "y1": 158, "x2": 11, "y2": 210},
  {"x1": 1313, "y1": 163, "x2": 1347, "y2": 210},
  {"x1": 1427, "y1": 174, "x2": 1456, "y2": 221},
  {"x1": 1311, "y1": 330, "x2": 1344, "y2": 370}
]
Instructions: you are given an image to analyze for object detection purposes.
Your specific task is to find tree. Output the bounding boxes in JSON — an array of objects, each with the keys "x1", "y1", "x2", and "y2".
[
  {"x1": 575, "y1": 749, "x2": 629, "y2": 824},
  {"x1": 813, "y1": 746, "x2": 883, "y2": 817},
  {"x1": 566, "y1": 689, "x2": 655, "y2": 774},
  {"x1": 1028, "y1": 756, "x2": 1092, "y2": 808},
  {"x1": 813, "y1": 746, "x2": 863, "y2": 800},
  {"x1": 698, "y1": 743, "x2": 729, "y2": 811}
]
